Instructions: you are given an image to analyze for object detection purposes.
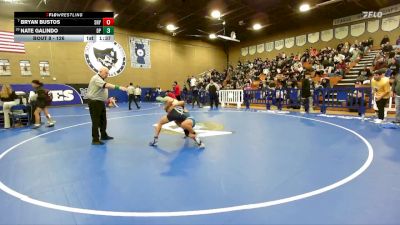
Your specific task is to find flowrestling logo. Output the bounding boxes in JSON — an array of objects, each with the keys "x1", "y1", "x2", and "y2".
[{"x1": 84, "y1": 41, "x2": 126, "y2": 77}]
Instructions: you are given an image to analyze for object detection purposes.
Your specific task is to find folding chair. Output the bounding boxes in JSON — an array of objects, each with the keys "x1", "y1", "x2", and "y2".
[{"x1": 9, "y1": 104, "x2": 31, "y2": 128}]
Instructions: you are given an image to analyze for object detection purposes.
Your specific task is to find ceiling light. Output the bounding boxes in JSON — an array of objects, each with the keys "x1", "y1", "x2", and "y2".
[
  {"x1": 253, "y1": 23, "x2": 262, "y2": 30},
  {"x1": 166, "y1": 24, "x2": 177, "y2": 32},
  {"x1": 114, "y1": 13, "x2": 119, "y2": 19},
  {"x1": 299, "y1": 3, "x2": 311, "y2": 12},
  {"x1": 211, "y1": 10, "x2": 221, "y2": 19},
  {"x1": 209, "y1": 33, "x2": 217, "y2": 39}
]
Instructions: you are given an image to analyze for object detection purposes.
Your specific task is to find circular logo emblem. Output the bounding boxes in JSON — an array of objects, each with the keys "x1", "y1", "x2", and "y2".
[{"x1": 84, "y1": 41, "x2": 126, "y2": 77}]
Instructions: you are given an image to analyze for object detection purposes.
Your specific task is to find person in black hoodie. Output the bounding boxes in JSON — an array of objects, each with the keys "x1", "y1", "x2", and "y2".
[{"x1": 31, "y1": 80, "x2": 55, "y2": 128}]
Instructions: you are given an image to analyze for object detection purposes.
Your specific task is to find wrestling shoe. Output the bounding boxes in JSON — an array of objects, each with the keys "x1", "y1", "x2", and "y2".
[{"x1": 149, "y1": 137, "x2": 158, "y2": 147}]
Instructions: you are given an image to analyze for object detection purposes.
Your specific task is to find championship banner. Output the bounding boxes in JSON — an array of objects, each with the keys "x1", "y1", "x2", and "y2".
[
  {"x1": 307, "y1": 32, "x2": 319, "y2": 44},
  {"x1": 296, "y1": 35, "x2": 307, "y2": 46},
  {"x1": 265, "y1": 42, "x2": 274, "y2": 52},
  {"x1": 241, "y1": 47, "x2": 248, "y2": 56},
  {"x1": 321, "y1": 29, "x2": 333, "y2": 42},
  {"x1": 381, "y1": 15, "x2": 400, "y2": 31},
  {"x1": 257, "y1": 43, "x2": 265, "y2": 53},
  {"x1": 367, "y1": 19, "x2": 380, "y2": 33},
  {"x1": 249, "y1": 45, "x2": 256, "y2": 55},
  {"x1": 350, "y1": 22, "x2": 365, "y2": 37},
  {"x1": 130, "y1": 37, "x2": 151, "y2": 69},
  {"x1": 335, "y1": 26, "x2": 349, "y2": 40},
  {"x1": 274, "y1": 40, "x2": 284, "y2": 50},
  {"x1": 284, "y1": 37, "x2": 295, "y2": 49}
]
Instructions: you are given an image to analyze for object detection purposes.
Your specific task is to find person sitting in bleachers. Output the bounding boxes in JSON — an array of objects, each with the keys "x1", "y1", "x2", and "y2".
[{"x1": 0, "y1": 84, "x2": 18, "y2": 129}]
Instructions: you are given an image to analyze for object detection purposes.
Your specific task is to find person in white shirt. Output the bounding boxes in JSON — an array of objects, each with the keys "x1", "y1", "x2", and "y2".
[
  {"x1": 190, "y1": 76, "x2": 197, "y2": 90},
  {"x1": 127, "y1": 83, "x2": 140, "y2": 110},
  {"x1": 134, "y1": 85, "x2": 142, "y2": 103}
]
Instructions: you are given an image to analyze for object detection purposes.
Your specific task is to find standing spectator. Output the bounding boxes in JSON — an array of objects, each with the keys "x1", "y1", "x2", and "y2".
[
  {"x1": 190, "y1": 76, "x2": 197, "y2": 90},
  {"x1": 86, "y1": 67, "x2": 127, "y2": 145},
  {"x1": 182, "y1": 85, "x2": 188, "y2": 101},
  {"x1": 206, "y1": 79, "x2": 220, "y2": 110},
  {"x1": 173, "y1": 81, "x2": 181, "y2": 100},
  {"x1": 127, "y1": 83, "x2": 140, "y2": 110},
  {"x1": 371, "y1": 69, "x2": 391, "y2": 123},
  {"x1": 392, "y1": 72, "x2": 400, "y2": 124},
  {"x1": 301, "y1": 74, "x2": 311, "y2": 113},
  {"x1": 191, "y1": 85, "x2": 201, "y2": 109},
  {"x1": 0, "y1": 84, "x2": 18, "y2": 129},
  {"x1": 134, "y1": 85, "x2": 142, "y2": 103}
]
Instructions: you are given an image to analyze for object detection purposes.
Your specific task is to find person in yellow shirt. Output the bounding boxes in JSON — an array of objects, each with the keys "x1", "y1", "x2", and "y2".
[{"x1": 371, "y1": 70, "x2": 391, "y2": 123}]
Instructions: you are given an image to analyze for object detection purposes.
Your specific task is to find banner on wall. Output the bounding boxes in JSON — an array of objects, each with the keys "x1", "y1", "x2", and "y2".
[
  {"x1": 10, "y1": 84, "x2": 83, "y2": 106},
  {"x1": 335, "y1": 26, "x2": 349, "y2": 40},
  {"x1": 129, "y1": 37, "x2": 151, "y2": 69},
  {"x1": 249, "y1": 45, "x2": 256, "y2": 55},
  {"x1": 296, "y1": 35, "x2": 307, "y2": 46},
  {"x1": 321, "y1": 29, "x2": 333, "y2": 42},
  {"x1": 350, "y1": 22, "x2": 365, "y2": 37},
  {"x1": 20, "y1": 60, "x2": 32, "y2": 76},
  {"x1": 265, "y1": 42, "x2": 274, "y2": 52},
  {"x1": 307, "y1": 32, "x2": 319, "y2": 44},
  {"x1": 39, "y1": 61, "x2": 50, "y2": 76},
  {"x1": 367, "y1": 19, "x2": 380, "y2": 33},
  {"x1": 274, "y1": 40, "x2": 284, "y2": 50},
  {"x1": 284, "y1": 37, "x2": 295, "y2": 48},
  {"x1": 241, "y1": 47, "x2": 249, "y2": 56},
  {"x1": 381, "y1": 15, "x2": 400, "y2": 31},
  {"x1": 257, "y1": 43, "x2": 265, "y2": 53},
  {"x1": 0, "y1": 59, "x2": 11, "y2": 76},
  {"x1": 84, "y1": 41, "x2": 127, "y2": 77},
  {"x1": 379, "y1": 3, "x2": 400, "y2": 16},
  {"x1": 333, "y1": 3, "x2": 400, "y2": 25}
]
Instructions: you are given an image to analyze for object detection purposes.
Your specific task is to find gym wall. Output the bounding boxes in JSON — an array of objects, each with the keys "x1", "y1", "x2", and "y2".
[
  {"x1": 229, "y1": 13, "x2": 400, "y2": 64},
  {"x1": 0, "y1": 17, "x2": 227, "y2": 90}
]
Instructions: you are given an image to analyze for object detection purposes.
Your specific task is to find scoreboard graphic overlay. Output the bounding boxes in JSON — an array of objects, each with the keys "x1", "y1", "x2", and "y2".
[{"x1": 14, "y1": 12, "x2": 114, "y2": 42}]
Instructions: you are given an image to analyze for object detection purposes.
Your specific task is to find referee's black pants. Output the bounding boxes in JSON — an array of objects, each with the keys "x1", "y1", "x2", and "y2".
[
  {"x1": 128, "y1": 94, "x2": 140, "y2": 109},
  {"x1": 209, "y1": 93, "x2": 218, "y2": 109},
  {"x1": 88, "y1": 100, "x2": 108, "y2": 141}
]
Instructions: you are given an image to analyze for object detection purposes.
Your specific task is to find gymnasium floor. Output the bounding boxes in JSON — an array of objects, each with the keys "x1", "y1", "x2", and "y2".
[{"x1": 0, "y1": 103, "x2": 399, "y2": 225}]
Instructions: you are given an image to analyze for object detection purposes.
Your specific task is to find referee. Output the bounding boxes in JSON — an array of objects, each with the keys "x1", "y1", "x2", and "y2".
[
  {"x1": 87, "y1": 67, "x2": 127, "y2": 145},
  {"x1": 206, "y1": 79, "x2": 220, "y2": 110}
]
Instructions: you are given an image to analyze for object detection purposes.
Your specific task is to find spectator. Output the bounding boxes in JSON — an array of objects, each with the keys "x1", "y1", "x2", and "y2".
[
  {"x1": 371, "y1": 69, "x2": 391, "y2": 123},
  {"x1": 301, "y1": 74, "x2": 312, "y2": 113},
  {"x1": 173, "y1": 81, "x2": 181, "y2": 100},
  {"x1": 392, "y1": 72, "x2": 400, "y2": 124},
  {"x1": 191, "y1": 85, "x2": 201, "y2": 109},
  {"x1": 0, "y1": 84, "x2": 18, "y2": 129},
  {"x1": 127, "y1": 83, "x2": 140, "y2": 110},
  {"x1": 134, "y1": 85, "x2": 142, "y2": 103},
  {"x1": 155, "y1": 86, "x2": 162, "y2": 96},
  {"x1": 190, "y1": 76, "x2": 197, "y2": 89},
  {"x1": 396, "y1": 35, "x2": 400, "y2": 46},
  {"x1": 380, "y1": 35, "x2": 390, "y2": 47}
]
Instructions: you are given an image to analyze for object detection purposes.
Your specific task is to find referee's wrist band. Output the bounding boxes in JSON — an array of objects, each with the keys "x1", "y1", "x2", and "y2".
[{"x1": 115, "y1": 85, "x2": 120, "y2": 90}]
